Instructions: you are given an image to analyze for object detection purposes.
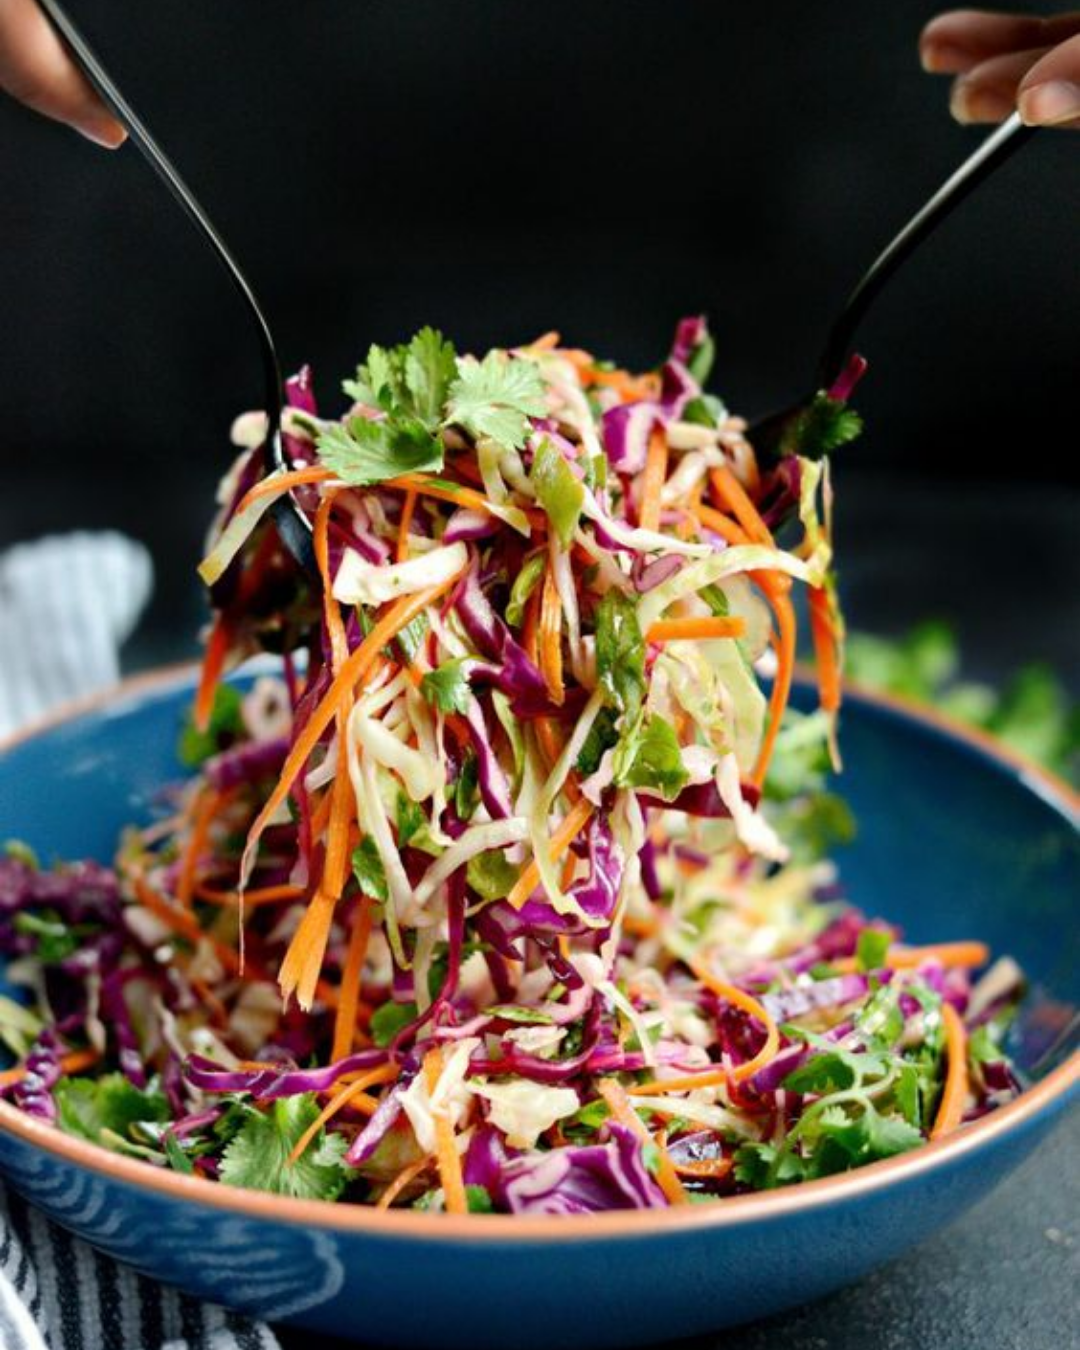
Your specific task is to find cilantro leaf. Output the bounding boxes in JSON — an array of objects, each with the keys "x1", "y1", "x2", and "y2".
[
  {"x1": 317, "y1": 416, "x2": 443, "y2": 487},
  {"x1": 782, "y1": 1051, "x2": 858, "y2": 1096},
  {"x1": 595, "y1": 592, "x2": 646, "y2": 720},
  {"x1": 421, "y1": 659, "x2": 473, "y2": 716},
  {"x1": 343, "y1": 342, "x2": 407, "y2": 411},
  {"x1": 445, "y1": 351, "x2": 547, "y2": 450},
  {"x1": 396, "y1": 792, "x2": 426, "y2": 848},
  {"x1": 56, "y1": 1074, "x2": 169, "y2": 1148},
  {"x1": 351, "y1": 837, "x2": 389, "y2": 904},
  {"x1": 219, "y1": 1096, "x2": 355, "y2": 1201},
  {"x1": 856, "y1": 928, "x2": 891, "y2": 973},
  {"x1": 465, "y1": 1184, "x2": 495, "y2": 1213},
  {"x1": 369, "y1": 1000, "x2": 418, "y2": 1047},
  {"x1": 466, "y1": 849, "x2": 519, "y2": 902},
  {"x1": 506, "y1": 553, "x2": 546, "y2": 628},
  {"x1": 178, "y1": 683, "x2": 244, "y2": 768},
  {"x1": 455, "y1": 753, "x2": 480, "y2": 820},
  {"x1": 575, "y1": 705, "x2": 619, "y2": 777},
  {"x1": 13, "y1": 909, "x2": 83, "y2": 964},
  {"x1": 530, "y1": 437, "x2": 584, "y2": 548},
  {"x1": 781, "y1": 393, "x2": 863, "y2": 459},
  {"x1": 402, "y1": 327, "x2": 458, "y2": 429},
  {"x1": 854, "y1": 984, "x2": 905, "y2": 1048},
  {"x1": 612, "y1": 714, "x2": 688, "y2": 800}
]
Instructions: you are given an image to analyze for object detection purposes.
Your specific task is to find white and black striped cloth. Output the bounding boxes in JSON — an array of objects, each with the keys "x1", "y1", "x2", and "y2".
[
  {"x1": 0, "y1": 1188, "x2": 278, "y2": 1350},
  {"x1": 0, "y1": 533, "x2": 280, "y2": 1350}
]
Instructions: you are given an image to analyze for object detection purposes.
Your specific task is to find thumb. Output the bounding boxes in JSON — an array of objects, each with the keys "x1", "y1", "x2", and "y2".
[{"x1": 1017, "y1": 32, "x2": 1080, "y2": 127}]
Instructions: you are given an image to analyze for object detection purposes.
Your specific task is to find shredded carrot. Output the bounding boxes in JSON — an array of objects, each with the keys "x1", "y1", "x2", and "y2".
[
  {"x1": 131, "y1": 875, "x2": 242, "y2": 977},
  {"x1": 0, "y1": 1046, "x2": 100, "y2": 1090},
  {"x1": 423, "y1": 1048, "x2": 468, "y2": 1214},
  {"x1": 535, "y1": 718, "x2": 581, "y2": 804},
  {"x1": 377, "y1": 1154, "x2": 434, "y2": 1210},
  {"x1": 622, "y1": 911, "x2": 661, "y2": 939},
  {"x1": 831, "y1": 941, "x2": 991, "y2": 975},
  {"x1": 638, "y1": 429, "x2": 669, "y2": 534},
  {"x1": 287, "y1": 1062, "x2": 398, "y2": 1164},
  {"x1": 194, "y1": 883, "x2": 306, "y2": 908},
  {"x1": 750, "y1": 585, "x2": 796, "y2": 788},
  {"x1": 177, "y1": 787, "x2": 236, "y2": 908},
  {"x1": 597, "y1": 1079, "x2": 690, "y2": 1205},
  {"x1": 506, "y1": 796, "x2": 595, "y2": 911},
  {"x1": 331, "y1": 896, "x2": 375, "y2": 1064},
  {"x1": 672, "y1": 1156, "x2": 733, "y2": 1180},
  {"x1": 279, "y1": 756, "x2": 355, "y2": 1011},
  {"x1": 396, "y1": 488, "x2": 418, "y2": 563},
  {"x1": 627, "y1": 1068, "x2": 729, "y2": 1096},
  {"x1": 525, "y1": 331, "x2": 561, "y2": 352},
  {"x1": 521, "y1": 584, "x2": 541, "y2": 664},
  {"x1": 241, "y1": 575, "x2": 464, "y2": 896},
  {"x1": 193, "y1": 613, "x2": 232, "y2": 733},
  {"x1": 693, "y1": 502, "x2": 751, "y2": 546},
  {"x1": 808, "y1": 585, "x2": 842, "y2": 713},
  {"x1": 646, "y1": 615, "x2": 746, "y2": 644},
  {"x1": 234, "y1": 465, "x2": 335, "y2": 518},
  {"x1": 891, "y1": 941, "x2": 990, "y2": 970},
  {"x1": 384, "y1": 474, "x2": 511, "y2": 521},
  {"x1": 931, "y1": 1002, "x2": 969, "y2": 1139},
  {"x1": 314, "y1": 492, "x2": 349, "y2": 675},
  {"x1": 688, "y1": 958, "x2": 781, "y2": 1084},
  {"x1": 538, "y1": 562, "x2": 565, "y2": 706},
  {"x1": 708, "y1": 465, "x2": 773, "y2": 546}
]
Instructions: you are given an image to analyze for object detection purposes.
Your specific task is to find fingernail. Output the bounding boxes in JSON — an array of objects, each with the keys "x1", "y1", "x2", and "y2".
[
  {"x1": 920, "y1": 41, "x2": 972, "y2": 73},
  {"x1": 78, "y1": 113, "x2": 127, "y2": 150},
  {"x1": 1018, "y1": 80, "x2": 1080, "y2": 126},
  {"x1": 950, "y1": 79, "x2": 1013, "y2": 125}
]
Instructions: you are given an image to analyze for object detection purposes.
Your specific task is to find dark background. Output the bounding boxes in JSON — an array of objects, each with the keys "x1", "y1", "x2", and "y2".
[
  {"x1": 0, "y1": 7, "x2": 1077, "y2": 1346},
  {"x1": 0, "y1": 0, "x2": 1077, "y2": 679}
]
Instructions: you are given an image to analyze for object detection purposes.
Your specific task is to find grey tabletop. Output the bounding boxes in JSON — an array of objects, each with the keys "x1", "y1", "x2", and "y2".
[{"x1": 275, "y1": 1111, "x2": 1080, "y2": 1350}]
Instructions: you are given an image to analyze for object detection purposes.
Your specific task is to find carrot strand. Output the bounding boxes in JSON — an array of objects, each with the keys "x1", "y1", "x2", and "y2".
[
  {"x1": 506, "y1": 796, "x2": 595, "y2": 911},
  {"x1": 931, "y1": 1003, "x2": 969, "y2": 1138},
  {"x1": 240, "y1": 575, "x2": 464, "y2": 895},
  {"x1": 688, "y1": 958, "x2": 781, "y2": 1084},
  {"x1": 0, "y1": 1047, "x2": 100, "y2": 1090},
  {"x1": 193, "y1": 613, "x2": 232, "y2": 733},
  {"x1": 638, "y1": 429, "x2": 669, "y2": 534},
  {"x1": 234, "y1": 465, "x2": 335, "y2": 518},
  {"x1": 538, "y1": 561, "x2": 565, "y2": 706},
  {"x1": 377, "y1": 1154, "x2": 434, "y2": 1210},
  {"x1": 396, "y1": 488, "x2": 418, "y2": 563},
  {"x1": 423, "y1": 1048, "x2": 468, "y2": 1214},
  {"x1": 646, "y1": 615, "x2": 746, "y2": 644},
  {"x1": 287, "y1": 1062, "x2": 398, "y2": 1164},
  {"x1": 597, "y1": 1079, "x2": 690, "y2": 1206},
  {"x1": 751, "y1": 585, "x2": 796, "y2": 787},
  {"x1": 331, "y1": 895, "x2": 375, "y2": 1063}
]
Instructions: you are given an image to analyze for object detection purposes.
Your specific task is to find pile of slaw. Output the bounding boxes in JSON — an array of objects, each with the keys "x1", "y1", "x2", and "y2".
[{"x1": 0, "y1": 320, "x2": 1024, "y2": 1212}]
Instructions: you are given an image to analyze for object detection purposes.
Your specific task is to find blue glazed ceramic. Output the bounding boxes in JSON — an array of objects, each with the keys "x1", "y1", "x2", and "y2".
[{"x1": 0, "y1": 669, "x2": 1075, "y2": 1349}]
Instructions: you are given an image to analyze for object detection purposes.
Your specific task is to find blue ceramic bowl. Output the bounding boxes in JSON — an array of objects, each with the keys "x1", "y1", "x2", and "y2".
[{"x1": 0, "y1": 668, "x2": 1076, "y2": 1349}]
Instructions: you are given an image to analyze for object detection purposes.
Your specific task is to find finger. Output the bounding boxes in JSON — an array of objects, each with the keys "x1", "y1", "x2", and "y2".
[
  {"x1": 949, "y1": 47, "x2": 1050, "y2": 123},
  {"x1": 1018, "y1": 31, "x2": 1080, "y2": 127},
  {"x1": 0, "y1": 0, "x2": 125, "y2": 147},
  {"x1": 920, "y1": 9, "x2": 1080, "y2": 74}
]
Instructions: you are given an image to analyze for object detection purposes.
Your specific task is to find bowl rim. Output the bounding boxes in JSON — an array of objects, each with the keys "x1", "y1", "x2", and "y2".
[{"x1": 0, "y1": 663, "x2": 1075, "y2": 1244}]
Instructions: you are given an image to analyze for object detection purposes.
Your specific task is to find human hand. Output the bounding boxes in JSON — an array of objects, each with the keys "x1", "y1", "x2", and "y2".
[
  {"x1": 0, "y1": 0, "x2": 124, "y2": 146},
  {"x1": 921, "y1": 9, "x2": 1080, "y2": 128}
]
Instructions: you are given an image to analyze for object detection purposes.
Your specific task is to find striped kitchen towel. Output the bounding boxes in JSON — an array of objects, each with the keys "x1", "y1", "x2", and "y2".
[
  {"x1": 0, "y1": 532, "x2": 153, "y2": 737},
  {"x1": 0, "y1": 532, "x2": 280, "y2": 1350}
]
